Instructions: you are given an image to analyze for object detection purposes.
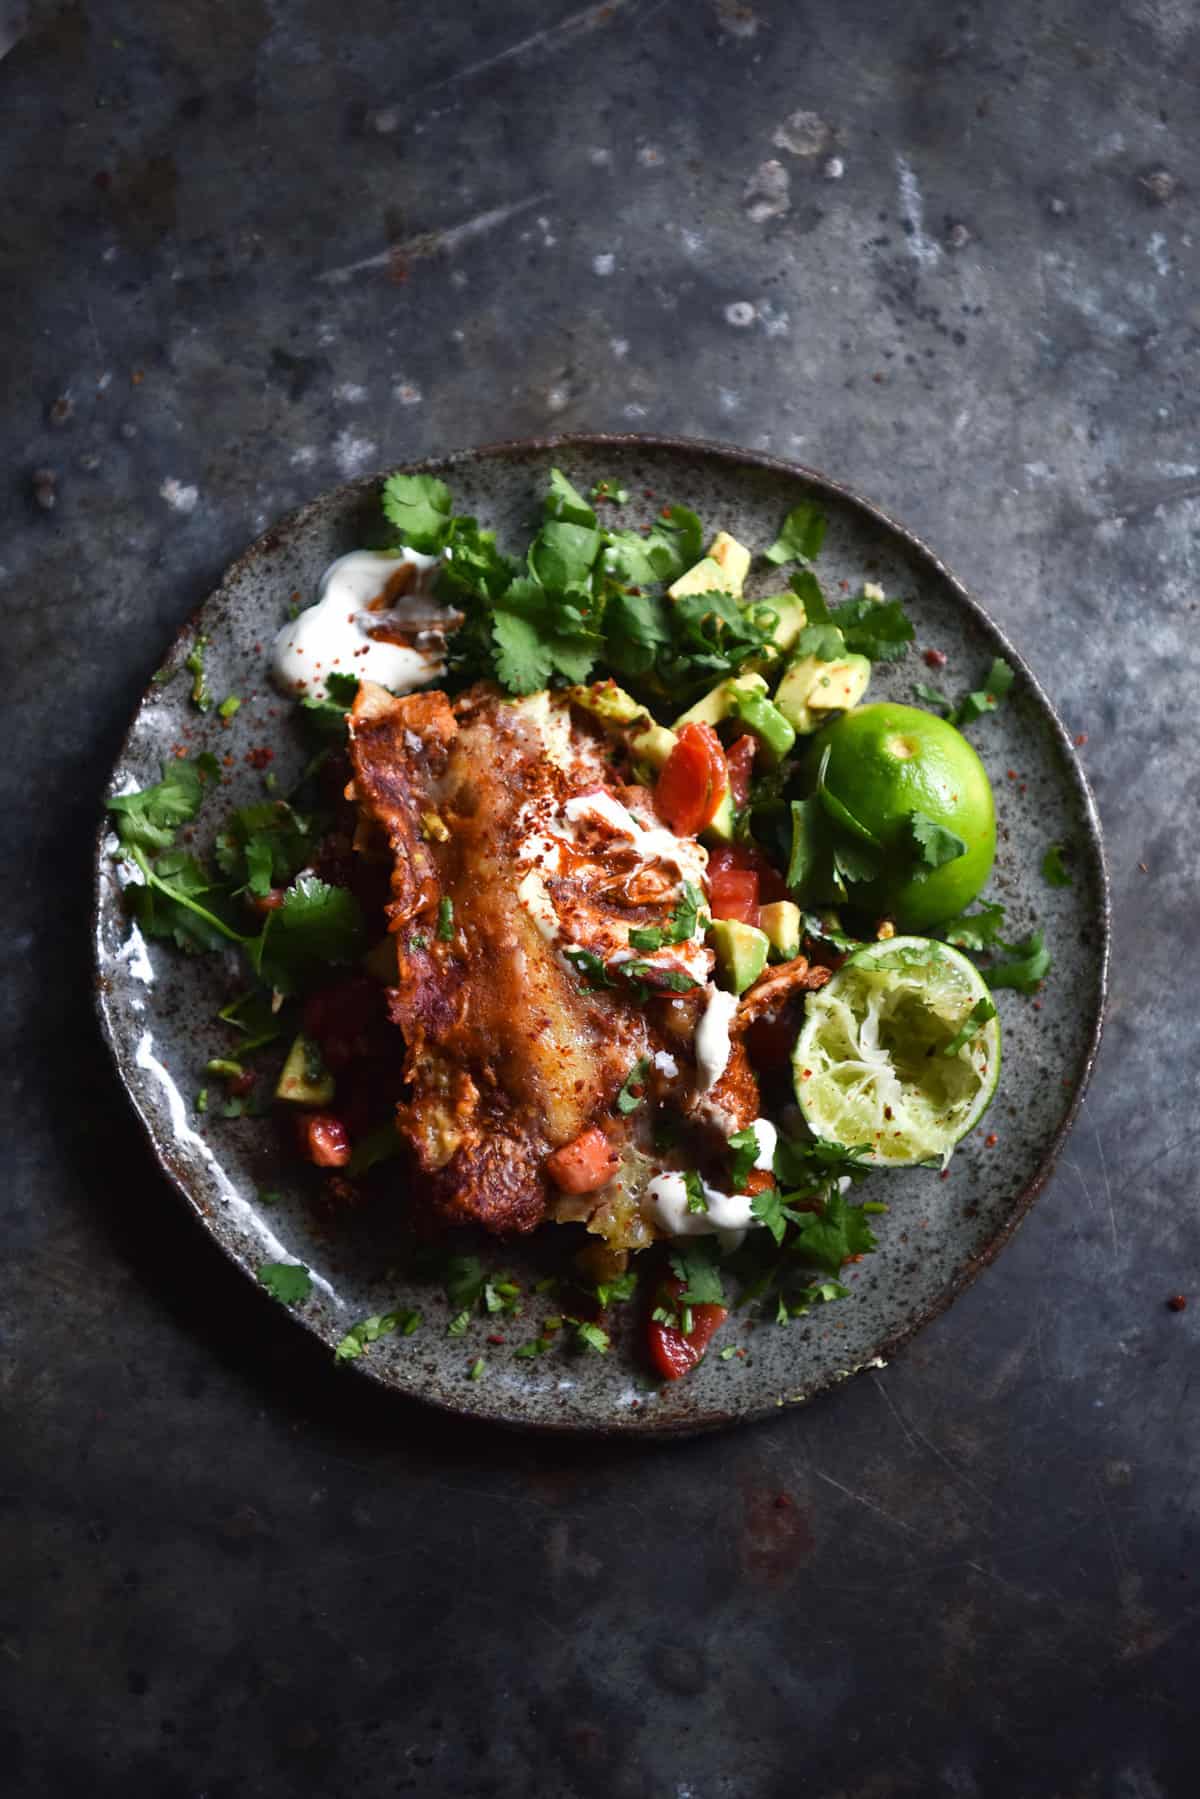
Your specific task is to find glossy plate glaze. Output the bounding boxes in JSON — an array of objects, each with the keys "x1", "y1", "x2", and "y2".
[{"x1": 93, "y1": 436, "x2": 1109, "y2": 1434}]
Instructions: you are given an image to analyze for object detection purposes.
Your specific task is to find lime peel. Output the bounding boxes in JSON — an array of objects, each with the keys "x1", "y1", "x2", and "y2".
[{"x1": 793, "y1": 936, "x2": 1001, "y2": 1168}]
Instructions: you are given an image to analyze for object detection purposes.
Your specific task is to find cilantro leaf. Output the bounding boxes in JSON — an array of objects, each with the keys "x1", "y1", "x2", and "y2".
[
  {"x1": 528, "y1": 520, "x2": 604, "y2": 593},
  {"x1": 257, "y1": 1262, "x2": 312, "y2": 1305},
  {"x1": 750, "y1": 1184, "x2": 788, "y2": 1245},
  {"x1": 108, "y1": 759, "x2": 208, "y2": 855},
  {"x1": 602, "y1": 588, "x2": 672, "y2": 679},
  {"x1": 604, "y1": 506, "x2": 702, "y2": 586},
  {"x1": 764, "y1": 503, "x2": 827, "y2": 566},
  {"x1": 436, "y1": 896, "x2": 454, "y2": 941},
  {"x1": 251, "y1": 874, "x2": 365, "y2": 993},
  {"x1": 622, "y1": 961, "x2": 699, "y2": 994},
  {"x1": 563, "y1": 947, "x2": 615, "y2": 989},
  {"x1": 1042, "y1": 844, "x2": 1073, "y2": 887},
  {"x1": 299, "y1": 671, "x2": 360, "y2": 735},
  {"x1": 727, "y1": 1125, "x2": 762, "y2": 1191},
  {"x1": 951, "y1": 658, "x2": 1015, "y2": 727},
  {"x1": 544, "y1": 467, "x2": 597, "y2": 528},
  {"x1": 444, "y1": 1255, "x2": 486, "y2": 1313},
  {"x1": 913, "y1": 681, "x2": 952, "y2": 715},
  {"x1": 669, "y1": 1240, "x2": 726, "y2": 1306},
  {"x1": 773, "y1": 1135, "x2": 871, "y2": 1190},
  {"x1": 491, "y1": 610, "x2": 554, "y2": 694},
  {"x1": 897, "y1": 810, "x2": 967, "y2": 883},
  {"x1": 594, "y1": 1271, "x2": 638, "y2": 1307},
  {"x1": 942, "y1": 995, "x2": 997, "y2": 1056},
  {"x1": 784, "y1": 1279, "x2": 851, "y2": 1318},
  {"x1": 787, "y1": 797, "x2": 825, "y2": 896},
  {"x1": 683, "y1": 1170, "x2": 708, "y2": 1215},
  {"x1": 573, "y1": 1320, "x2": 610, "y2": 1354},
  {"x1": 836, "y1": 594, "x2": 915, "y2": 663},
  {"x1": 334, "y1": 1310, "x2": 420, "y2": 1362},
  {"x1": 985, "y1": 929, "x2": 1050, "y2": 993},
  {"x1": 616, "y1": 1057, "x2": 651, "y2": 1115},
  {"x1": 381, "y1": 473, "x2": 453, "y2": 553},
  {"x1": 789, "y1": 567, "x2": 831, "y2": 624},
  {"x1": 789, "y1": 1189, "x2": 878, "y2": 1275},
  {"x1": 793, "y1": 621, "x2": 846, "y2": 661},
  {"x1": 937, "y1": 899, "x2": 1006, "y2": 952}
]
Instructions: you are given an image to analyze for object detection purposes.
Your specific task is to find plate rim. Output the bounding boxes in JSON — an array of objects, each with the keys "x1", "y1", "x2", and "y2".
[{"x1": 92, "y1": 432, "x2": 1111, "y2": 1435}]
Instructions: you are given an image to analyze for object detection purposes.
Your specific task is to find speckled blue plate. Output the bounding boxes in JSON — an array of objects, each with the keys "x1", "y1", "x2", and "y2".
[{"x1": 93, "y1": 436, "x2": 1108, "y2": 1434}]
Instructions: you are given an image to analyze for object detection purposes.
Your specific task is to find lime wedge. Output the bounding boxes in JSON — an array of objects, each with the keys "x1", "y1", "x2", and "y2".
[{"x1": 793, "y1": 936, "x2": 1001, "y2": 1167}]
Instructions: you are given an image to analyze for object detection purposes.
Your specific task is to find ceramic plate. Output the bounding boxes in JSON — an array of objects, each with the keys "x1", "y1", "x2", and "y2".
[{"x1": 93, "y1": 436, "x2": 1108, "y2": 1434}]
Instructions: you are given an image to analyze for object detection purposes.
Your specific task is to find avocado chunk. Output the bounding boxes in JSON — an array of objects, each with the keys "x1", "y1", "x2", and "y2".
[
  {"x1": 728, "y1": 688, "x2": 797, "y2": 765},
  {"x1": 275, "y1": 1033, "x2": 335, "y2": 1107},
  {"x1": 568, "y1": 680, "x2": 649, "y2": 729},
  {"x1": 667, "y1": 555, "x2": 727, "y2": 602},
  {"x1": 775, "y1": 653, "x2": 871, "y2": 734},
  {"x1": 673, "y1": 672, "x2": 769, "y2": 732},
  {"x1": 745, "y1": 591, "x2": 807, "y2": 656},
  {"x1": 706, "y1": 531, "x2": 752, "y2": 596},
  {"x1": 708, "y1": 918, "x2": 770, "y2": 995},
  {"x1": 759, "y1": 900, "x2": 802, "y2": 962},
  {"x1": 701, "y1": 785, "x2": 737, "y2": 845},
  {"x1": 629, "y1": 721, "x2": 677, "y2": 777}
]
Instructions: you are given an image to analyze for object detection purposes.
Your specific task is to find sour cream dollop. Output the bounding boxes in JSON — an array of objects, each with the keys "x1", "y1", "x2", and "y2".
[
  {"x1": 271, "y1": 548, "x2": 445, "y2": 701},
  {"x1": 642, "y1": 1118, "x2": 777, "y2": 1246}
]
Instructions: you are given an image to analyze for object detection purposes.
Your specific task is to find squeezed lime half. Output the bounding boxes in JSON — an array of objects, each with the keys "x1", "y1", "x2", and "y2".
[{"x1": 793, "y1": 936, "x2": 1001, "y2": 1167}]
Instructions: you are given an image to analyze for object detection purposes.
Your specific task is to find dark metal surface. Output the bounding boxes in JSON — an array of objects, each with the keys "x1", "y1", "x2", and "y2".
[{"x1": 4, "y1": 1, "x2": 1197, "y2": 1792}]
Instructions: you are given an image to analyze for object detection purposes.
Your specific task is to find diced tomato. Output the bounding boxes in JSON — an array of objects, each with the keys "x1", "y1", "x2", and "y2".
[
  {"x1": 709, "y1": 864, "x2": 760, "y2": 925},
  {"x1": 707, "y1": 841, "x2": 788, "y2": 905},
  {"x1": 545, "y1": 1126, "x2": 619, "y2": 1194},
  {"x1": 726, "y1": 732, "x2": 757, "y2": 809},
  {"x1": 298, "y1": 1113, "x2": 352, "y2": 1167},
  {"x1": 248, "y1": 888, "x2": 285, "y2": 915},
  {"x1": 648, "y1": 1276, "x2": 728, "y2": 1379},
  {"x1": 302, "y1": 975, "x2": 380, "y2": 1070},
  {"x1": 738, "y1": 1166, "x2": 776, "y2": 1198},
  {"x1": 654, "y1": 723, "x2": 728, "y2": 836}
]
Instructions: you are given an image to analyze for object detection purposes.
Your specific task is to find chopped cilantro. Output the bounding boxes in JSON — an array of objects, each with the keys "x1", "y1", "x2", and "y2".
[
  {"x1": 764, "y1": 502, "x2": 827, "y2": 566},
  {"x1": 942, "y1": 996, "x2": 997, "y2": 1056},
  {"x1": 898, "y1": 810, "x2": 968, "y2": 883},
  {"x1": 545, "y1": 467, "x2": 597, "y2": 527},
  {"x1": 251, "y1": 874, "x2": 365, "y2": 993},
  {"x1": 718, "y1": 1345, "x2": 739, "y2": 1361},
  {"x1": 468, "y1": 1357, "x2": 486, "y2": 1380},
  {"x1": 937, "y1": 900, "x2": 1006, "y2": 953},
  {"x1": 919, "y1": 658, "x2": 1015, "y2": 728},
  {"x1": 1042, "y1": 844, "x2": 1073, "y2": 887},
  {"x1": 257, "y1": 1262, "x2": 312, "y2": 1305},
  {"x1": 683, "y1": 1170, "x2": 708, "y2": 1215},
  {"x1": 836, "y1": 592, "x2": 915, "y2": 663},
  {"x1": 483, "y1": 1276, "x2": 522, "y2": 1316},
  {"x1": 589, "y1": 478, "x2": 630, "y2": 504},
  {"x1": 563, "y1": 947, "x2": 615, "y2": 989},
  {"x1": 594, "y1": 1271, "x2": 638, "y2": 1308},
  {"x1": 622, "y1": 961, "x2": 699, "y2": 994},
  {"x1": 108, "y1": 758, "x2": 210, "y2": 856},
  {"x1": 218, "y1": 695, "x2": 242, "y2": 721},
  {"x1": 256, "y1": 1189, "x2": 281, "y2": 1207},
  {"x1": 185, "y1": 634, "x2": 213, "y2": 711},
  {"x1": 447, "y1": 1309, "x2": 471, "y2": 1337},
  {"x1": 572, "y1": 1320, "x2": 610, "y2": 1354},
  {"x1": 444, "y1": 1255, "x2": 486, "y2": 1312},
  {"x1": 334, "y1": 1310, "x2": 420, "y2": 1362},
  {"x1": 789, "y1": 1189, "x2": 879, "y2": 1275},
  {"x1": 514, "y1": 1335, "x2": 553, "y2": 1359},
  {"x1": 195, "y1": 1087, "x2": 208, "y2": 1114},
  {"x1": 436, "y1": 896, "x2": 455, "y2": 941},
  {"x1": 616, "y1": 1057, "x2": 651, "y2": 1115},
  {"x1": 628, "y1": 881, "x2": 706, "y2": 952}
]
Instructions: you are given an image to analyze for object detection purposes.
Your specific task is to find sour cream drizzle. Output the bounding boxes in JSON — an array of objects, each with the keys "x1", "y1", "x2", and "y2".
[
  {"x1": 271, "y1": 548, "x2": 445, "y2": 701},
  {"x1": 642, "y1": 1118, "x2": 777, "y2": 1247}
]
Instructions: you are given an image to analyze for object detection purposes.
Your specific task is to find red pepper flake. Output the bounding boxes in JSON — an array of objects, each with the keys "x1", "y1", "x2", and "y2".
[
  {"x1": 923, "y1": 648, "x2": 948, "y2": 668},
  {"x1": 1006, "y1": 769, "x2": 1017, "y2": 781},
  {"x1": 1167, "y1": 1295, "x2": 1187, "y2": 1313},
  {"x1": 660, "y1": 505, "x2": 672, "y2": 518},
  {"x1": 246, "y1": 745, "x2": 274, "y2": 769},
  {"x1": 939, "y1": 1169, "x2": 951, "y2": 1180},
  {"x1": 229, "y1": 1070, "x2": 256, "y2": 1098},
  {"x1": 1033, "y1": 1000, "x2": 1042, "y2": 1011},
  {"x1": 838, "y1": 579, "x2": 849, "y2": 591},
  {"x1": 642, "y1": 487, "x2": 656, "y2": 499},
  {"x1": 736, "y1": 1347, "x2": 747, "y2": 1359},
  {"x1": 131, "y1": 369, "x2": 145, "y2": 386},
  {"x1": 800, "y1": 1068, "x2": 812, "y2": 1080},
  {"x1": 222, "y1": 753, "x2": 235, "y2": 768},
  {"x1": 1074, "y1": 732, "x2": 1088, "y2": 746},
  {"x1": 487, "y1": 1333, "x2": 507, "y2": 1345},
  {"x1": 985, "y1": 1133, "x2": 998, "y2": 1147},
  {"x1": 774, "y1": 1491, "x2": 793, "y2": 1510},
  {"x1": 1019, "y1": 783, "x2": 1027, "y2": 795}
]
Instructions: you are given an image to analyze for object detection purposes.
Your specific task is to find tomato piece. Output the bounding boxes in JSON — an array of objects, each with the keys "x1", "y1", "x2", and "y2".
[
  {"x1": 302, "y1": 975, "x2": 380, "y2": 1070},
  {"x1": 298, "y1": 1114, "x2": 351, "y2": 1167},
  {"x1": 738, "y1": 1166, "x2": 776, "y2": 1198},
  {"x1": 648, "y1": 1277, "x2": 728, "y2": 1379},
  {"x1": 654, "y1": 723, "x2": 728, "y2": 836},
  {"x1": 707, "y1": 841, "x2": 788, "y2": 905},
  {"x1": 726, "y1": 732, "x2": 757, "y2": 809},
  {"x1": 708, "y1": 864, "x2": 760, "y2": 925},
  {"x1": 545, "y1": 1126, "x2": 620, "y2": 1194}
]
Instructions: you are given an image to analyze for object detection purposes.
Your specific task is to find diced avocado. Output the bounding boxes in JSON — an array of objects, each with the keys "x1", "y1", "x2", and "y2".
[
  {"x1": 706, "y1": 531, "x2": 752, "y2": 597},
  {"x1": 759, "y1": 900, "x2": 802, "y2": 962},
  {"x1": 667, "y1": 555, "x2": 727, "y2": 602},
  {"x1": 746, "y1": 591, "x2": 807, "y2": 655},
  {"x1": 673, "y1": 672, "x2": 768, "y2": 731},
  {"x1": 775, "y1": 652, "x2": 871, "y2": 734},
  {"x1": 708, "y1": 918, "x2": 770, "y2": 995},
  {"x1": 568, "y1": 680, "x2": 647, "y2": 730},
  {"x1": 701, "y1": 785, "x2": 737, "y2": 845},
  {"x1": 728, "y1": 688, "x2": 796, "y2": 765},
  {"x1": 275, "y1": 1033, "x2": 335, "y2": 1107},
  {"x1": 630, "y1": 721, "x2": 677, "y2": 778}
]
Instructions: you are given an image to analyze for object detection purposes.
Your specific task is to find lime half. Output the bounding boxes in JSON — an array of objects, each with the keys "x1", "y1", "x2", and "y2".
[{"x1": 793, "y1": 936, "x2": 1001, "y2": 1167}]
